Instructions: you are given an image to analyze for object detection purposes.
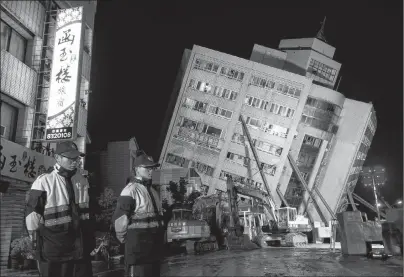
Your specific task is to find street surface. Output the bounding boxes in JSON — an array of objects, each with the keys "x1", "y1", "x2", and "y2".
[
  {"x1": 2, "y1": 248, "x2": 403, "y2": 277},
  {"x1": 161, "y1": 248, "x2": 403, "y2": 276}
]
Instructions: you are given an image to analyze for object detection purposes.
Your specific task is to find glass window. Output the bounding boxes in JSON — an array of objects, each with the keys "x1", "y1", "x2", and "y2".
[{"x1": 1, "y1": 20, "x2": 27, "y2": 62}]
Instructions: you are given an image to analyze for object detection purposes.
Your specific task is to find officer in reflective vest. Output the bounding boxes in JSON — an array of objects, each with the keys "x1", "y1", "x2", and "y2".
[
  {"x1": 25, "y1": 142, "x2": 95, "y2": 277},
  {"x1": 112, "y1": 150, "x2": 164, "y2": 277}
]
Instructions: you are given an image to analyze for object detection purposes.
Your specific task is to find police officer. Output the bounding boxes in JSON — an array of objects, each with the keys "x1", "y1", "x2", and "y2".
[
  {"x1": 112, "y1": 149, "x2": 164, "y2": 277},
  {"x1": 25, "y1": 142, "x2": 95, "y2": 277}
]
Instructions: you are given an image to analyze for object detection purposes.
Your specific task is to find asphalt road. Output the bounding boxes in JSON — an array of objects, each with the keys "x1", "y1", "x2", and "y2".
[{"x1": 3, "y1": 248, "x2": 403, "y2": 277}]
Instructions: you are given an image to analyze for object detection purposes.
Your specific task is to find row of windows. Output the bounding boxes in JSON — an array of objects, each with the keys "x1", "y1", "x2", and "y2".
[
  {"x1": 189, "y1": 79, "x2": 239, "y2": 101},
  {"x1": 182, "y1": 97, "x2": 233, "y2": 119},
  {"x1": 307, "y1": 59, "x2": 337, "y2": 83},
  {"x1": 193, "y1": 58, "x2": 245, "y2": 82},
  {"x1": 302, "y1": 135, "x2": 322, "y2": 148},
  {"x1": 231, "y1": 133, "x2": 283, "y2": 157},
  {"x1": 368, "y1": 119, "x2": 376, "y2": 134},
  {"x1": 303, "y1": 105, "x2": 339, "y2": 126},
  {"x1": 300, "y1": 115, "x2": 338, "y2": 134},
  {"x1": 176, "y1": 117, "x2": 224, "y2": 149},
  {"x1": 349, "y1": 166, "x2": 362, "y2": 175},
  {"x1": 297, "y1": 152, "x2": 317, "y2": 168},
  {"x1": 226, "y1": 151, "x2": 277, "y2": 176},
  {"x1": 362, "y1": 135, "x2": 371, "y2": 147},
  {"x1": 219, "y1": 171, "x2": 264, "y2": 190},
  {"x1": 244, "y1": 95, "x2": 295, "y2": 118},
  {"x1": 165, "y1": 153, "x2": 215, "y2": 176},
  {"x1": 178, "y1": 116, "x2": 224, "y2": 138},
  {"x1": 194, "y1": 58, "x2": 220, "y2": 73},
  {"x1": 306, "y1": 97, "x2": 341, "y2": 115},
  {"x1": 191, "y1": 160, "x2": 215, "y2": 176},
  {"x1": 220, "y1": 66, "x2": 245, "y2": 81},
  {"x1": 240, "y1": 116, "x2": 289, "y2": 138},
  {"x1": 356, "y1": 151, "x2": 366, "y2": 161},
  {"x1": 249, "y1": 75, "x2": 302, "y2": 99},
  {"x1": 244, "y1": 95, "x2": 269, "y2": 111}
]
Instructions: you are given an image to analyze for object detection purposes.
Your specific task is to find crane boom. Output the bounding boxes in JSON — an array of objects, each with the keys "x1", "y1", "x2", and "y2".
[{"x1": 239, "y1": 115, "x2": 288, "y2": 208}]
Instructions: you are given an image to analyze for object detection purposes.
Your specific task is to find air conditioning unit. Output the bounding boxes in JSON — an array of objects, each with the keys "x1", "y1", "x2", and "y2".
[{"x1": 0, "y1": 125, "x2": 6, "y2": 137}]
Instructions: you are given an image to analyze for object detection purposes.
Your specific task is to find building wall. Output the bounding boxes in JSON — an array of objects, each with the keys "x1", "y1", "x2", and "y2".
[
  {"x1": 306, "y1": 99, "x2": 373, "y2": 223},
  {"x1": 101, "y1": 141, "x2": 131, "y2": 196}
]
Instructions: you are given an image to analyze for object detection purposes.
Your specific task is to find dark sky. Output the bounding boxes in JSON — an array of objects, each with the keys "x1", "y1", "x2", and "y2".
[{"x1": 87, "y1": 1, "x2": 403, "y2": 207}]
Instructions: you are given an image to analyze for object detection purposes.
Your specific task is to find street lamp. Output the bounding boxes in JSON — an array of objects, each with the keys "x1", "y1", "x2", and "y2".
[{"x1": 360, "y1": 165, "x2": 386, "y2": 221}]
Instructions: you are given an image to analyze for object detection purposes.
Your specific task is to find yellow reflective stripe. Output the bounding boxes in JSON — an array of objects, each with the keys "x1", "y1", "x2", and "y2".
[
  {"x1": 44, "y1": 205, "x2": 70, "y2": 215},
  {"x1": 78, "y1": 202, "x2": 89, "y2": 209},
  {"x1": 44, "y1": 216, "x2": 72, "y2": 227},
  {"x1": 128, "y1": 220, "x2": 164, "y2": 229},
  {"x1": 80, "y1": 213, "x2": 89, "y2": 220}
]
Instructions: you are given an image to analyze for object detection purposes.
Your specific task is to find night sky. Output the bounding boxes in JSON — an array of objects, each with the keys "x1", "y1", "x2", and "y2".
[{"x1": 87, "y1": 1, "x2": 403, "y2": 209}]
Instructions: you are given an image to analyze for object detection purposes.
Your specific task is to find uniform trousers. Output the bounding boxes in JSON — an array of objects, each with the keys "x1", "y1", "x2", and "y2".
[{"x1": 37, "y1": 258, "x2": 93, "y2": 277}]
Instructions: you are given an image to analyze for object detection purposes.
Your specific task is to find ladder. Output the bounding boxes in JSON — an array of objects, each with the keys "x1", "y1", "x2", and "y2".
[{"x1": 30, "y1": 0, "x2": 59, "y2": 155}]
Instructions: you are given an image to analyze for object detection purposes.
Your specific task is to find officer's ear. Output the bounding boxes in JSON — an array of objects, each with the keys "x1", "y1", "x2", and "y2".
[{"x1": 54, "y1": 154, "x2": 62, "y2": 163}]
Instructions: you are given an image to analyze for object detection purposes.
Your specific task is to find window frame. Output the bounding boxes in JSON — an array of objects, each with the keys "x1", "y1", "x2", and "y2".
[{"x1": 1, "y1": 19, "x2": 27, "y2": 63}]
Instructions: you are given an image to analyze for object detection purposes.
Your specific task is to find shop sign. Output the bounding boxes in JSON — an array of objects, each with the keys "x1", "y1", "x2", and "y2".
[
  {"x1": 0, "y1": 138, "x2": 55, "y2": 183},
  {"x1": 45, "y1": 6, "x2": 84, "y2": 142}
]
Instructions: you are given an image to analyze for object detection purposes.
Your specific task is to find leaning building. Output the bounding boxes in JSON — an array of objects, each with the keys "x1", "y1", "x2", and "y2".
[{"x1": 158, "y1": 28, "x2": 376, "y2": 227}]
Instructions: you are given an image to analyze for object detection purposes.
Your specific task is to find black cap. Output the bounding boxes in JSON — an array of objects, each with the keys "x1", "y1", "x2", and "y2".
[
  {"x1": 133, "y1": 150, "x2": 160, "y2": 168},
  {"x1": 55, "y1": 141, "x2": 85, "y2": 159}
]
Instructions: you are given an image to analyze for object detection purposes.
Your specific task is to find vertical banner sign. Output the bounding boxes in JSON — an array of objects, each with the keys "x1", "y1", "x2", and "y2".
[{"x1": 45, "y1": 7, "x2": 84, "y2": 141}]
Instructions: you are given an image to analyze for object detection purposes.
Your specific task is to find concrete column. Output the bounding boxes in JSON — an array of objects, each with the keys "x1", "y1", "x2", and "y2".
[{"x1": 298, "y1": 140, "x2": 328, "y2": 214}]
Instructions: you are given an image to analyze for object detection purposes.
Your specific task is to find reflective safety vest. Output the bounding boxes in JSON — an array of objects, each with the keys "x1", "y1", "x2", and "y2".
[
  {"x1": 112, "y1": 177, "x2": 165, "y2": 265},
  {"x1": 113, "y1": 178, "x2": 163, "y2": 242},
  {"x1": 25, "y1": 165, "x2": 92, "y2": 261}
]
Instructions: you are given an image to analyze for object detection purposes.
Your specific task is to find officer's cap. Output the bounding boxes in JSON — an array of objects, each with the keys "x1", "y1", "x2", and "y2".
[
  {"x1": 133, "y1": 150, "x2": 160, "y2": 168},
  {"x1": 55, "y1": 141, "x2": 85, "y2": 159}
]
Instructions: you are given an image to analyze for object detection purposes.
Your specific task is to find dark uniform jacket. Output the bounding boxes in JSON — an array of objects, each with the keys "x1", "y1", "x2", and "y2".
[
  {"x1": 25, "y1": 164, "x2": 95, "y2": 262},
  {"x1": 112, "y1": 177, "x2": 164, "y2": 265}
]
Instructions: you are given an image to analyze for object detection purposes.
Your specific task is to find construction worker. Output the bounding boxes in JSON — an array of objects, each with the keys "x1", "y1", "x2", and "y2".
[
  {"x1": 25, "y1": 142, "x2": 95, "y2": 277},
  {"x1": 112, "y1": 149, "x2": 164, "y2": 277}
]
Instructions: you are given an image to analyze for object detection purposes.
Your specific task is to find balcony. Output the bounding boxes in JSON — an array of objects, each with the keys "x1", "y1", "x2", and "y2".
[
  {"x1": 177, "y1": 127, "x2": 222, "y2": 150},
  {"x1": 1, "y1": 50, "x2": 37, "y2": 107},
  {"x1": 1, "y1": 1, "x2": 45, "y2": 36}
]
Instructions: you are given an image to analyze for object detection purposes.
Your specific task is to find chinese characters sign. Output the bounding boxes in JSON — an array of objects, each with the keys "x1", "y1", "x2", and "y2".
[
  {"x1": 0, "y1": 138, "x2": 55, "y2": 183},
  {"x1": 46, "y1": 7, "x2": 84, "y2": 141}
]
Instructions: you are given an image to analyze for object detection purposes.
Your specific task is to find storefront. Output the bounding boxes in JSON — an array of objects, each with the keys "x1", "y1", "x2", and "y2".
[{"x1": 0, "y1": 138, "x2": 55, "y2": 267}]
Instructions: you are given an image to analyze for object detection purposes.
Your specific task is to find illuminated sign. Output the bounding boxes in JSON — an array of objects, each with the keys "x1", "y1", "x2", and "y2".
[{"x1": 45, "y1": 7, "x2": 84, "y2": 141}]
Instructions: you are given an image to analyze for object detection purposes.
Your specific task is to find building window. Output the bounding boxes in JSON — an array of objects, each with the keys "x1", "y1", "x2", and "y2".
[
  {"x1": 166, "y1": 153, "x2": 190, "y2": 168},
  {"x1": 269, "y1": 103, "x2": 295, "y2": 118},
  {"x1": 226, "y1": 151, "x2": 276, "y2": 176},
  {"x1": 1, "y1": 20, "x2": 27, "y2": 63},
  {"x1": 188, "y1": 78, "x2": 239, "y2": 101},
  {"x1": 194, "y1": 58, "x2": 219, "y2": 73},
  {"x1": 250, "y1": 75, "x2": 302, "y2": 99},
  {"x1": 307, "y1": 59, "x2": 337, "y2": 83},
  {"x1": 231, "y1": 133, "x2": 283, "y2": 157},
  {"x1": 220, "y1": 67, "x2": 245, "y2": 81},
  {"x1": 207, "y1": 105, "x2": 233, "y2": 119},
  {"x1": 219, "y1": 170, "x2": 264, "y2": 190},
  {"x1": 244, "y1": 95, "x2": 269, "y2": 111},
  {"x1": 0, "y1": 100, "x2": 18, "y2": 141},
  {"x1": 182, "y1": 97, "x2": 208, "y2": 113},
  {"x1": 191, "y1": 161, "x2": 214, "y2": 176},
  {"x1": 302, "y1": 135, "x2": 322, "y2": 148}
]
